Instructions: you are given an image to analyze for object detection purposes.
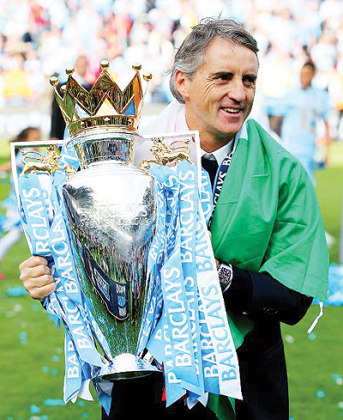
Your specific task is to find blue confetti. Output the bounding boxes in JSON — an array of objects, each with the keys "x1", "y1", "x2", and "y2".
[
  {"x1": 78, "y1": 401, "x2": 85, "y2": 407},
  {"x1": 6, "y1": 286, "x2": 28, "y2": 297},
  {"x1": 316, "y1": 390, "x2": 325, "y2": 398},
  {"x1": 19, "y1": 331, "x2": 27, "y2": 345},
  {"x1": 42, "y1": 366, "x2": 49, "y2": 373},
  {"x1": 308, "y1": 332, "x2": 317, "y2": 340},
  {"x1": 41, "y1": 416, "x2": 48, "y2": 420},
  {"x1": 313, "y1": 264, "x2": 343, "y2": 306},
  {"x1": 82, "y1": 414, "x2": 89, "y2": 418},
  {"x1": 52, "y1": 355, "x2": 60, "y2": 362},
  {"x1": 30, "y1": 405, "x2": 41, "y2": 414},
  {"x1": 51, "y1": 368, "x2": 59, "y2": 376},
  {"x1": 339, "y1": 402, "x2": 343, "y2": 409},
  {"x1": 44, "y1": 399, "x2": 65, "y2": 406}
]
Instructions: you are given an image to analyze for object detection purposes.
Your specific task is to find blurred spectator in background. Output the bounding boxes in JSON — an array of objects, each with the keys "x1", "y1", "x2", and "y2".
[
  {"x1": 2, "y1": 53, "x2": 34, "y2": 105},
  {"x1": 0, "y1": 0, "x2": 342, "y2": 142},
  {"x1": 0, "y1": 127, "x2": 41, "y2": 279},
  {"x1": 50, "y1": 55, "x2": 92, "y2": 139},
  {"x1": 329, "y1": 51, "x2": 343, "y2": 139},
  {"x1": 257, "y1": 45, "x2": 295, "y2": 136},
  {"x1": 275, "y1": 62, "x2": 331, "y2": 185}
]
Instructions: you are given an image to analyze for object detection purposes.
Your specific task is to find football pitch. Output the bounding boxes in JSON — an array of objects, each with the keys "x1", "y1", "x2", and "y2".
[{"x1": 0, "y1": 142, "x2": 342, "y2": 420}]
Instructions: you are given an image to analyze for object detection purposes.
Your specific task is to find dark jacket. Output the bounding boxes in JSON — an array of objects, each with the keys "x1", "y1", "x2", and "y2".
[{"x1": 226, "y1": 266, "x2": 312, "y2": 419}]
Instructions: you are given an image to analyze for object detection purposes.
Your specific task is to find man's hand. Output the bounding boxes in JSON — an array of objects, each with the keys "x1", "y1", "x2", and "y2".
[
  {"x1": 19, "y1": 256, "x2": 56, "y2": 300},
  {"x1": 208, "y1": 230, "x2": 221, "y2": 269}
]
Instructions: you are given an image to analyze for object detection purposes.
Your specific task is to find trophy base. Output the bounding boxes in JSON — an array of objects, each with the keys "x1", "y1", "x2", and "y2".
[{"x1": 99, "y1": 353, "x2": 159, "y2": 381}]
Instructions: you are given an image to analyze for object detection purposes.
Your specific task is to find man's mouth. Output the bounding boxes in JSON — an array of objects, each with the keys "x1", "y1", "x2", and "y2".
[{"x1": 221, "y1": 107, "x2": 243, "y2": 114}]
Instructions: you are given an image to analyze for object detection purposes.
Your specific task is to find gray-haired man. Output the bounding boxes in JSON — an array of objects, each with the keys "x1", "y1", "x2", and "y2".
[{"x1": 19, "y1": 17, "x2": 328, "y2": 420}]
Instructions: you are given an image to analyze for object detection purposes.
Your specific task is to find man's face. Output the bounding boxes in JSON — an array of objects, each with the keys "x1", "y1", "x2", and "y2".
[
  {"x1": 75, "y1": 57, "x2": 88, "y2": 77},
  {"x1": 300, "y1": 65, "x2": 315, "y2": 89},
  {"x1": 26, "y1": 129, "x2": 41, "y2": 142},
  {"x1": 176, "y1": 37, "x2": 258, "y2": 151}
]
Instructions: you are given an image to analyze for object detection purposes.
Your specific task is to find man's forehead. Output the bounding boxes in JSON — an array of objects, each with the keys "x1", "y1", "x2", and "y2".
[
  {"x1": 204, "y1": 38, "x2": 258, "y2": 62},
  {"x1": 202, "y1": 45, "x2": 258, "y2": 75}
]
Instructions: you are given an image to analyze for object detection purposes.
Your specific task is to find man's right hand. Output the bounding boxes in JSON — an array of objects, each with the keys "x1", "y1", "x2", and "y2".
[{"x1": 19, "y1": 256, "x2": 56, "y2": 301}]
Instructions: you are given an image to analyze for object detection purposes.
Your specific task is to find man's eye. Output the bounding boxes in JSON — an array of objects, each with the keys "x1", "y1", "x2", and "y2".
[
  {"x1": 244, "y1": 77, "x2": 256, "y2": 86},
  {"x1": 214, "y1": 73, "x2": 231, "y2": 82}
]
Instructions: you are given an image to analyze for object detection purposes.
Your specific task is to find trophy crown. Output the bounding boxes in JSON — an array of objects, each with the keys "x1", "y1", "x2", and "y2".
[{"x1": 50, "y1": 62, "x2": 152, "y2": 137}]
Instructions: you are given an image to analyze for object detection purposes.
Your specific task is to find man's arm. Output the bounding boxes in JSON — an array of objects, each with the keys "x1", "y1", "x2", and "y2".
[{"x1": 222, "y1": 265, "x2": 312, "y2": 325}]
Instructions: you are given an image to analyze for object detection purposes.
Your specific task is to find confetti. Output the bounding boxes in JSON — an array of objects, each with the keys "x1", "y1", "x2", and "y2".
[
  {"x1": 316, "y1": 390, "x2": 325, "y2": 398},
  {"x1": 6, "y1": 286, "x2": 28, "y2": 297},
  {"x1": 30, "y1": 405, "x2": 41, "y2": 414},
  {"x1": 44, "y1": 399, "x2": 64, "y2": 406},
  {"x1": 308, "y1": 332, "x2": 317, "y2": 340},
  {"x1": 285, "y1": 335, "x2": 294, "y2": 344},
  {"x1": 19, "y1": 331, "x2": 28, "y2": 345}
]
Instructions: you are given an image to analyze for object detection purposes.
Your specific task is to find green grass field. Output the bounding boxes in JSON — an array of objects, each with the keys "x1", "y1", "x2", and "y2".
[{"x1": 0, "y1": 142, "x2": 342, "y2": 420}]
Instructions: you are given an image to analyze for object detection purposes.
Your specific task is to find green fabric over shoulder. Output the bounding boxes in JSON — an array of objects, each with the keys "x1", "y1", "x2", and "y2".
[{"x1": 208, "y1": 119, "x2": 329, "y2": 420}]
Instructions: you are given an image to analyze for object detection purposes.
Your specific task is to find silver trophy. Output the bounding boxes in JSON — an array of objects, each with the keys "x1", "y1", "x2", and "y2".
[
  {"x1": 50, "y1": 62, "x2": 160, "y2": 379},
  {"x1": 12, "y1": 61, "x2": 195, "y2": 382},
  {"x1": 62, "y1": 131, "x2": 157, "y2": 379}
]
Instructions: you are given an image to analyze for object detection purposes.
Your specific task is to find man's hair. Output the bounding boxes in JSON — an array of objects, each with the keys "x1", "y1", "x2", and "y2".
[
  {"x1": 11, "y1": 127, "x2": 40, "y2": 143},
  {"x1": 302, "y1": 61, "x2": 316, "y2": 73},
  {"x1": 169, "y1": 17, "x2": 259, "y2": 103}
]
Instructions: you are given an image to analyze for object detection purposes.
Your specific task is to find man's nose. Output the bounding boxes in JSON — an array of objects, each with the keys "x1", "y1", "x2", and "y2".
[{"x1": 228, "y1": 79, "x2": 245, "y2": 102}]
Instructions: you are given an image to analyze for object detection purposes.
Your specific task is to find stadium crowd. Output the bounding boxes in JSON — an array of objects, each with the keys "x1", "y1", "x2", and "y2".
[{"x1": 0, "y1": 0, "x2": 343, "y2": 138}]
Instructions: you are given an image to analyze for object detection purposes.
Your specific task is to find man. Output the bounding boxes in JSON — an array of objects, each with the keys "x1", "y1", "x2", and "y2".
[
  {"x1": 18, "y1": 18, "x2": 328, "y2": 420},
  {"x1": 276, "y1": 61, "x2": 331, "y2": 185},
  {"x1": 50, "y1": 55, "x2": 92, "y2": 139}
]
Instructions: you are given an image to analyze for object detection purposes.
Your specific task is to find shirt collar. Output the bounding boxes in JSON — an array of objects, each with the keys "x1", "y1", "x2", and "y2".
[
  {"x1": 180, "y1": 108, "x2": 249, "y2": 165},
  {"x1": 201, "y1": 143, "x2": 232, "y2": 165},
  {"x1": 200, "y1": 120, "x2": 249, "y2": 165}
]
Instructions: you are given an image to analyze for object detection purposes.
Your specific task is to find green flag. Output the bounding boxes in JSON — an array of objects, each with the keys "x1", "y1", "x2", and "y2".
[{"x1": 208, "y1": 119, "x2": 329, "y2": 419}]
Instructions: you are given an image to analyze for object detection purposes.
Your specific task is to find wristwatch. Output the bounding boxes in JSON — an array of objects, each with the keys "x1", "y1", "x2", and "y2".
[{"x1": 217, "y1": 263, "x2": 233, "y2": 291}]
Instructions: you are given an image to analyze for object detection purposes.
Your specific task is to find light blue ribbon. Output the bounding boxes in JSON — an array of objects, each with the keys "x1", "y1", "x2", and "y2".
[{"x1": 16, "y1": 145, "x2": 112, "y2": 407}]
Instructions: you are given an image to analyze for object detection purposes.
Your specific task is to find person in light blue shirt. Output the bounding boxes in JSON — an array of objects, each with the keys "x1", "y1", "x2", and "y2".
[{"x1": 276, "y1": 61, "x2": 331, "y2": 184}]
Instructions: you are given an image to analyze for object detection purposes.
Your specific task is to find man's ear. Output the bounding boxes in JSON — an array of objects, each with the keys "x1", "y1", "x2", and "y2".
[{"x1": 174, "y1": 70, "x2": 189, "y2": 99}]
